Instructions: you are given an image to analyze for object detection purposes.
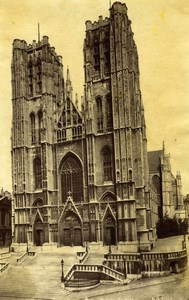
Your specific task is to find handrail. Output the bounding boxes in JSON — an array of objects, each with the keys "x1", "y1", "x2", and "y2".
[
  {"x1": 79, "y1": 251, "x2": 88, "y2": 264},
  {"x1": 66, "y1": 278, "x2": 99, "y2": 288},
  {"x1": 105, "y1": 249, "x2": 187, "y2": 262},
  {"x1": 0, "y1": 263, "x2": 9, "y2": 274},
  {"x1": 28, "y1": 251, "x2": 36, "y2": 257},
  {"x1": 64, "y1": 263, "x2": 125, "y2": 284},
  {"x1": 17, "y1": 252, "x2": 28, "y2": 263}
]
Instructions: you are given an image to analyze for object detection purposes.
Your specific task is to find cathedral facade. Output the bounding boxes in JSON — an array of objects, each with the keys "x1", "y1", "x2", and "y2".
[{"x1": 11, "y1": 2, "x2": 156, "y2": 252}]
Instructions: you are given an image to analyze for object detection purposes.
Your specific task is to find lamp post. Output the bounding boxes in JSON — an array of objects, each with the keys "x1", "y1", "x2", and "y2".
[
  {"x1": 182, "y1": 234, "x2": 186, "y2": 250},
  {"x1": 123, "y1": 257, "x2": 127, "y2": 279},
  {"x1": 26, "y1": 239, "x2": 29, "y2": 254},
  {"x1": 61, "y1": 259, "x2": 64, "y2": 283},
  {"x1": 138, "y1": 238, "x2": 141, "y2": 253}
]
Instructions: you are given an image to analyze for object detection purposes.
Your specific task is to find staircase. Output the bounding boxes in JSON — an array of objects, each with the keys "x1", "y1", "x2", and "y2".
[
  {"x1": 84, "y1": 251, "x2": 104, "y2": 265},
  {"x1": 64, "y1": 250, "x2": 125, "y2": 288},
  {"x1": 0, "y1": 250, "x2": 81, "y2": 299}
]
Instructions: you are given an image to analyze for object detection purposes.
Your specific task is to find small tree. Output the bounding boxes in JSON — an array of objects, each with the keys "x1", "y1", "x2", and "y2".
[{"x1": 156, "y1": 214, "x2": 188, "y2": 238}]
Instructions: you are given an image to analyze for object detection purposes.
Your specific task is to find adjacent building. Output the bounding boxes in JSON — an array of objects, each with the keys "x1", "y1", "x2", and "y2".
[
  {"x1": 148, "y1": 143, "x2": 184, "y2": 220},
  {"x1": 0, "y1": 189, "x2": 12, "y2": 247}
]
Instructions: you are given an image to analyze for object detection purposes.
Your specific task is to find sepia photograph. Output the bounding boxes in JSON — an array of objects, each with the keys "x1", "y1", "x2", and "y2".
[{"x1": 0, "y1": 1, "x2": 189, "y2": 299}]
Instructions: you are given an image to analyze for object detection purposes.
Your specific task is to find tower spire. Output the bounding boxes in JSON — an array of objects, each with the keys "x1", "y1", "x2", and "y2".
[
  {"x1": 66, "y1": 66, "x2": 73, "y2": 100},
  {"x1": 38, "y1": 23, "x2": 40, "y2": 42}
]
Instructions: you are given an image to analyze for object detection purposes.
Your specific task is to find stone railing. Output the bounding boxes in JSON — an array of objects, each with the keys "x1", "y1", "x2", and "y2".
[
  {"x1": 66, "y1": 278, "x2": 99, "y2": 288},
  {"x1": 17, "y1": 250, "x2": 36, "y2": 263},
  {"x1": 104, "y1": 253, "x2": 140, "y2": 261},
  {"x1": 64, "y1": 263, "x2": 125, "y2": 286},
  {"x1": 0, "y1": 251, "x2": 11, "y2": 260},
  {"x1": 17, "y1": 252, "x2": 28, "y2": 264},
  {"x1": 77, "y1": 251, "x2": 89, "y2": 264},
  {"x1": 0, "y1": 263, "x2": 9, "y2": 274},
  {"x1": 28, "y1": 251, "x2": 36, "y2": 257},
  {"x1": 101, "y1": 264, "x2": 125, "y2": 281},
  {"x1": 104, "y1": 248, "x2": 187, "y2": 276},
  {"x1": 141, "y1": 249, "x2": 187, "y2": 261}
]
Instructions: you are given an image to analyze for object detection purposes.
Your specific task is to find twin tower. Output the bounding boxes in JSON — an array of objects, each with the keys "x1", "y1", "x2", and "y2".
[{"x1": 11, "y1": 2, "x2": 155, "y2": 252}]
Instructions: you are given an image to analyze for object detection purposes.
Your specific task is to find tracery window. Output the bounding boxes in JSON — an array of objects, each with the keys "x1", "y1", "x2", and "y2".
[
  {"x1": 38, "y1": 110, "x2": 43, "y2": 142},
  {"x1": 102, "y1": 147, "x2": 112, "y2": 182},
  {"x1": 33, "y1": 198, "x2": 43, "y2": 207},
  {"x1": 30, "y1": 113, "x2": 36, "y2": 144},
  {"x1": 34, "y1": 157, "x2": 42, "y2": 190},
  {"x1": 96, "y1": 96, "x2": 103, "y2": 133},
  {"x1": 28, "y1": 59, "x2": 33, "y2": 96},
  {"x1": 106, "y1": 94, "x2": 113, "y2": 131},
  {"x1": 60, "y1": 154, "x2": 83, "y2": 203},
  {"x1": 36, "y1": 58, "x2": 42, "y2": 94}
]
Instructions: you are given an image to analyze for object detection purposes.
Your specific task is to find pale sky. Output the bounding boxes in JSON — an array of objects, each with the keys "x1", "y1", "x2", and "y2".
[{"x1": 0, "y1": 0, "x2": 189, "y2": 194}]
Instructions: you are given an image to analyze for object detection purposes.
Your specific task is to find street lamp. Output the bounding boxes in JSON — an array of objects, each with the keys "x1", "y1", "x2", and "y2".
[
  {"x1": 123, "y1": 257, "x2": 127, "y2": 279},
  {"x1": 61, "y1": 259, "x2": 64, "y2": 283},
  {"x1": 182, "y1": 234, "x2": 186, "y2": 250},
  {"x1": 26, "y1": 239, "x2": 29, "y2": 254},
  {"x1": 138, "y1": 238, "x2": 141, "y2": 253}
]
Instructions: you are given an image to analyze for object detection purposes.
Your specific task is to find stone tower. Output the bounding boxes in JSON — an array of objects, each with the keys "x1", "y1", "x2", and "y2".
[
  {"x1": 11, "y1": 36, "x2": 64, "y2": 245},
  {"x1": 83, "y1": 2, "x2": 153, "y2": 251}
]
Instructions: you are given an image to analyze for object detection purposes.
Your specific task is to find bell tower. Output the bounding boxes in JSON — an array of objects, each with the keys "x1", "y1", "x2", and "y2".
[
  {"x1": 84, "y1": 2, "x2": 153, "y2": 251},
  {"x1": 11, "y1": 36, "x2": 64, "y2": 246}
]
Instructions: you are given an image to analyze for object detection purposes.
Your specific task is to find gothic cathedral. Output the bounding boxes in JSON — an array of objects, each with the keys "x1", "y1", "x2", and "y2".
[{"x1": 11, "y1": 2, "x2": 156, "y2": 252}]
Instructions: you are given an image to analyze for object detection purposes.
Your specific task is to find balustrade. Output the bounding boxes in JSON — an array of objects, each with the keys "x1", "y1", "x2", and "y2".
[
  {"x1": 0, "y1": 263, "x2": 9, "y2": 273},
  {"x1": 17, "y1": 252, "x2": 28, "y2": 263}
]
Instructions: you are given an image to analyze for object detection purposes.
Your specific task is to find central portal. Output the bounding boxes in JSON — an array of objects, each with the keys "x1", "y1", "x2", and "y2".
[{"x1": 60, "y1": 212, "x2": 82, "y2": 246}]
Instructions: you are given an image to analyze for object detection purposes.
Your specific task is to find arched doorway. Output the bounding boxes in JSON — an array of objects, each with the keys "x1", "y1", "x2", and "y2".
[
  {"x1": 34, "y1": 219, "x2": 43, "y2": 246},
  {"x1": 60, "y1": 212, "x2": 82, "y2": 246},
  {"x1": 104, "y1": 215, "x2": 116, "y2": 245}
]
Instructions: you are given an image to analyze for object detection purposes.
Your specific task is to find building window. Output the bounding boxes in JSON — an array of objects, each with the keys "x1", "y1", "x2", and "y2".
[
  {"x1": 57, "y1": 129, "x2": 61, "y2": 142},
  {"x1": 72, "y1": 127, "x2": 77, "y2": 139},
  {"x1": 60, "y1": 154, "x2": 83, "y2": 203},
  {"x1": 33, "y1": 199, "x2": 43, "y2": 207},
  {"x1": 34, "y1": 157, "x2": 42, "y2": 190},
  {"x1": 106, "y1": 94, "x2": 113, "y2": 131},
  {"x1": 28, "y1": 59, "x2": 33, "y2": 96},
  {"x1": 78, "y1": 125, "x2": 82, "y2": 137},
  {"x1": 102, "y1": 147, "x2": 112, "y2": 182},
  {"x1": 30, "y1": 113, "x2": 36, "y2": 144},
  {"x1": 36, "y1": 58, "x2": 42, "y2": 94},
  {"x1": 96, "y1": 96, "x2": 103, "y2": 133},
  {"x1": 93, "y1": 42, "x2": 100, "y2": 72},
  {"x1": 62, "y1": 129, "x2": 66, "y2": 141},
  {"x1": 38, "y1": 110, "x2": 43, "y2": 142}
]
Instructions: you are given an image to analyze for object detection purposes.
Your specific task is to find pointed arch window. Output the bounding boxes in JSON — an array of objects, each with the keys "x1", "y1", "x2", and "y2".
[
  {"x1": 36, "y1": 57, "x2": 42, "y2": 94},
  {"x1": 102, "y1": 147, "x2": 112, "y2": 182},
  {"x1": 60, "y1": 154, "x2": 83, "y2": 203},
  {"x1": 106, "y1": 94, "x2": 113, "y2": 131},
  {"x1": 33, "y1": 198, "x2": 43, "y2": 207},
  {"x1": 30, "y1": 113, "x2": 36, "y2": 144},
  {"x1": 96, "y1": 96, "x2": 103, "y2": 133},
  {"x1": 28, "y1": 59, "x2": 33, "y2": 96},
  {"x1": 38, "y1": 110, "x2": 43, "y2": 143},
  {"x1": 34, "y1": 157, "x2": 42, "y2": 190}
]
